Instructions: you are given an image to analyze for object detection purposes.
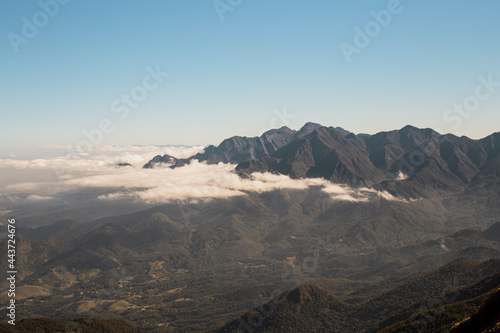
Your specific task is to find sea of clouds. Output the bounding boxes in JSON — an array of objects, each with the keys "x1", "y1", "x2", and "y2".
[{"x1": 0, "y1": 145, "x2": 408, "y2": 205}]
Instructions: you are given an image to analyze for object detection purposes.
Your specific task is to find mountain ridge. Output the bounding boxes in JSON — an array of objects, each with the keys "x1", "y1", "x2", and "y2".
[
  {"x1": 144, "y1": 124, "x2": 500, "y2": 196},
  {"x1": 143, "y1": 123, "x2": 323, "y2": 169}
]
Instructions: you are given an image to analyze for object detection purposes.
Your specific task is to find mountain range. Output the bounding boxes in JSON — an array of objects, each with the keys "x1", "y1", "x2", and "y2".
[
  {"x1": 144, "y1": 123, "x2": 500, "y2": 198},
  {"x1": 1, "y1": 190, "x2": 499, "y2": 331},
  {"x1": 1, "y1": 123, "x2": 499, "y2": 332}
]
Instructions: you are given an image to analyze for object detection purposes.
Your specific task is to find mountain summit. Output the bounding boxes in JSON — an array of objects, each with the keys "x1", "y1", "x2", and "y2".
[
  {"x1": 143, "y1": 123, "x2": 322, "y2": 168},
  {"x1": 144, "y1": 123, "x2": 500, "y2": 195}
]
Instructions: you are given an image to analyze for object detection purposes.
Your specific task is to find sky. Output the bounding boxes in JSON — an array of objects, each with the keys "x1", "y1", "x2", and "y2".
[{"x1": 1, "y1": 0, "x2": 500, "y2": 153}]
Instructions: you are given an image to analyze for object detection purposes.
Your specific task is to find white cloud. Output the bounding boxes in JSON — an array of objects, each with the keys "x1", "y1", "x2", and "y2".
[
  {"x1": 396, "y1": 171, "x2": 409, "y2": 181},
  {"x1": 0, "y1": 145, "x2": 204, "y2": 169},
  {"x1": 0, "y1": 146, "x2": 411, "y2": 204},
  {"x1": 26, "y1": 195, "x2": 54, "y2": 201}
]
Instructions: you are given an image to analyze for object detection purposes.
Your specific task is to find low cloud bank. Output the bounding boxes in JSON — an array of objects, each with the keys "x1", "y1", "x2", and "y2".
[{"x1": 0, "y1": 145, "x2": 409, "y2": 204}]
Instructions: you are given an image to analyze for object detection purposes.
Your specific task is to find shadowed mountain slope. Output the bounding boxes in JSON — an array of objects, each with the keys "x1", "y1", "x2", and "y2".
[
  {"x1": 217, "y1": 259, "x2": 500, "y2": 333},
  {"x1": 143, "y1": 123, "x2": 500, "y2": 198},
  {"x1": 144, "y1": 123, "x2": 322, "y2": 168}
]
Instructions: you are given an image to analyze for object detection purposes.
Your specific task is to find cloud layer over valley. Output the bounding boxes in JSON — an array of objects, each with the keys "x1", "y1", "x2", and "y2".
[{"x1": 0, "y1": 145, "x2": 408, "y2": 205}]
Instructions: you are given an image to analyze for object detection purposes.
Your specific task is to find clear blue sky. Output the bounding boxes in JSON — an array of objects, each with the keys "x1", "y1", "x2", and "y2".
[{"x1": 1, "y1": 0, "x2": 499, "y2": 151}]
